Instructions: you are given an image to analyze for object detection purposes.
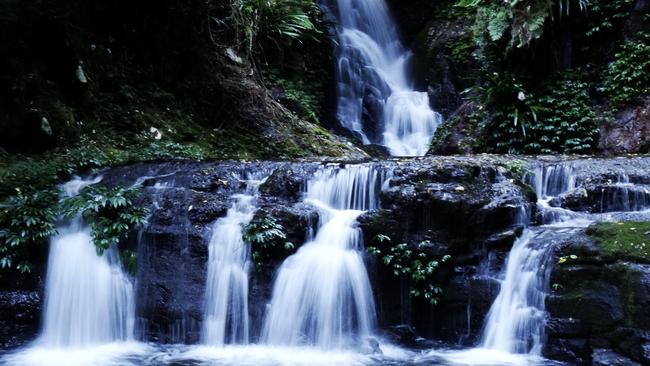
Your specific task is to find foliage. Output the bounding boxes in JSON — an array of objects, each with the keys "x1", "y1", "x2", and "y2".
[
  {"x1": 264, "y1": 68, "x2": 324, "y2": 124},
  {"x1": 447, "y1": 33, "x2": 478, "y2": 65},
  {"x1": 475, "y1": 73, "x2": 544, "y2": 153},
  {"x1": 244, "y1": 216, "x2": 294, "y2": 269},
  {"x1": 501, "y1": 159, "x2": 529, "y2": 180},
  {"x1": 531, "y1": 74, "x2": 598, "y2": 153},
  {"x1": 0, "y1": 189, "x2": 58, "y2": 272},
  {"x1": 584, "y1": 0, "x2": 636, "y2": 37},
  {"x1": 218, "y1": 0, "x2": 322, "y2": 55},
  {"x1": 557, "y1": 254, "x2": 578, "y2": 264},
  {"x1": 587, "y1": 221, "x2": 650, "y2": 263},
  {"x1": 121, "y1": 250, "x2": 138, "y2": 276},
  {"x1": 456, "y1": 0, "x2": 588, "y2": 50},
  {"x1": 478, "y1": 72, "x2": 597, "y2": 154},
  {"x1": 602, "y1": 35, "x2": 650, "y2": 108},
  {"x1": 367, "y1": 237, "x2": 451, "y2": 305},
  {"x1": 61, "y1": 185, "x2": 148, "y2": 255}
]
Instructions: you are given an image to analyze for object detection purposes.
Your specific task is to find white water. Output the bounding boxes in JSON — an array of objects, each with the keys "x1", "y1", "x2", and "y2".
[
  {"x1": 39, "y1": 177, "x2": 135, "y2": 348},
  {"x1": 262, "y1": 166, "x2": 381, "y2": 349},
  {"x1": 480, "y1": 164, "x2": 578, "y2": 354},
  {"x1": 202, "y1": 174, "x2": 267, "y2": 346},
  {"x1": 326, "y1": 0, "x2": 441, "y2": 156},
  {"x1": 480, "y1": 230, "x2": 551, "y2": 354}
]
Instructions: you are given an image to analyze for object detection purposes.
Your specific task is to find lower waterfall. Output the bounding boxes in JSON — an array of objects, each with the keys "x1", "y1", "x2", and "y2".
[
  {"x1": 262, "y1": 165, "x2": 381, "y2": 349},
  {"x1": 40, "y1": 177, "x2": 135, "y2": 347},
  {"x1": 479, "y1": 164, "x2": 578, "y2": 354},
  {"x1": 4, "y1": 158, "x2": 650, "y2": 366},
  {"x1": 202, "y1": 173, "x2": 267, "y2": 346}
]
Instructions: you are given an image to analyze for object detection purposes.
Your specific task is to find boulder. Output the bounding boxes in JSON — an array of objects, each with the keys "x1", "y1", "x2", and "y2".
[{"x1": 0, "y1": 291, "x2": 40, "y2": 349}]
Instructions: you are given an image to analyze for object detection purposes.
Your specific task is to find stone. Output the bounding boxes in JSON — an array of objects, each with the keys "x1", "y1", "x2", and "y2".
[
  {"x1": 0, "y1": 291, "x2": 40, "y2": 348},
  {"x1": 592, "y1": 349, "x2": 641, "y2": 366}
]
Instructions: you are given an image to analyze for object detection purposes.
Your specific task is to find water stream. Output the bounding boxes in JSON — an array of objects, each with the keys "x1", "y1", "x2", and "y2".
[
  {"x1": 262, "y1": 165, "x2": 381, "y2": 349},
  {"x1": 41, "y1": 177, "x2": 135, "y2": 348},
  {"x1": 323, "y1": 0, "x2": 441, "y2": 156},
  {"x1": 202, "y1": 173, "x2": 267, "y2": 346}
]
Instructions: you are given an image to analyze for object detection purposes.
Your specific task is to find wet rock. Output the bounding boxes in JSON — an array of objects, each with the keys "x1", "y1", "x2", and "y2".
[
  {"x1": 546, "y1": 283, "x2": 625, "y2": 332},
  {"x1": 544, "y1": 338, "x2": 589, "y2": 364},
  {"x1": 259, "y1": 166, "x2": 312, "y2": 202},
  {"x1": 546, "y1": 318, "x2": 588, "y2": 338},
  {"x1": 599, "y1": 98, "x2": 650, "y2": 155},
  {"x1": 610, "y1": 327, "x2": 650, "y2": 364},
  {"x1": 485, "y1": 227, "x2": 523, "y2": 250},
  {"x1": 187, "y1": 191, "x2": 231, "y2": 225},
  {"x1": 547, "y1": 231, "x2": 650, "y2": 363},
  {"x1": 434, "y1": 275, "x2": 500, "y2": 345},
  {"x1": 385, "y1": 325, "x2": 418, "y2": 346},
  {"x1": 0, "y1": 291, "x2": 40, "y2": 349},
  {"x1": 592, "y1": 349, "x2": 641, "y2": 366}
]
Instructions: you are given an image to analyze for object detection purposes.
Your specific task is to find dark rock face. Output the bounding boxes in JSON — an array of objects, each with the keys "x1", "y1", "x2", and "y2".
[
  {"x1": 3, "y1": 155, "x2": 650, "y2": 363},
  {"x1": 112, "y1": 157, "x2": 536, "y2": 345},
  {"x1": 359, "y1": 157, "x2": 534, "y2": 344},
  {"x1": 599, "y1": 98, "x2": 650, "y2": 155},
  {"x1": 545, "y1": 230, "x2": 650, "y2": 365},
  {"x1": 0, "y1": 291, "x2": 40, "y2": 349}
]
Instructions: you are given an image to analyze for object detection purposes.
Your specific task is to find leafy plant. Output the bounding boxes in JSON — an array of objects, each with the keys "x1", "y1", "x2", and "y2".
[
  {"x1": 244, "y1": 216, "x2": 294, "y2": 268},
  {"x1": 501, "y1": 159, "x2": 529, "y2": 180},
  {"x1": 221, "y1": 0, "x2": 322, "y2": 55},
  {"x1": 457, "y1": 0, "x2": 589, "y2": 50},
  {"x1": 62, "y1": 185, "x2": 148, "y2": 255},
  {"x1": 602, "y1": 35, "x2": 650, "y2": 108},
  {"x1": 478, "y1": 72, "x2": 597, "y2": 154},
  {"x1": 584, "y1": 0, "x2": 635, "y2": 37},
  {"x1": 0, "y1": 189, "x2": 59, "y2": 272},
  {"x1": 264, "y1": 68, "x2": 324, "y2": 124},
  {"x1": 476, "y1": 73, "x2": 545, "y2": 153},
  {"x1": 531, "y1": 74, "x2": 598, "y2": 154},
  {"x1": 368, "y1": 238, "x2": 451, "y2": 305},
  {"x1": 121, "y1": 250, "x2": 138, "y2": 276}
]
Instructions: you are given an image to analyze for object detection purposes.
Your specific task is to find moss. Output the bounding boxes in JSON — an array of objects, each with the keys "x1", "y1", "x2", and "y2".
[
  {"x1": 428, "y1": 119, "x2": 454, "y2": 153},
  {"x1": 447, "y1": 33, "x2": 476, "y2": 64},
  {"x1": 612, "y1": 263, "x2": 644, "y2": 327},
  {"x1": 587, "y1": 222, "x2": 650, "y2": 263}
]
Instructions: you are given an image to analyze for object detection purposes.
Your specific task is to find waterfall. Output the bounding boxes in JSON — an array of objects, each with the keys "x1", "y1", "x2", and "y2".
[
  {"x1": 324, "y1": 0, "x2": 442, "y2": 156},
  {"x1": 40, "y1": 177, "x2": 135, "y2": 348},
  {"x1": 527, "y1": 164, "x2": 576, "y2": 200},
  {"x1": 202, "y1": 173, "x2": 268, "y2": 346},
  {"x1": 262, "y1": 165, "x2": 381, "y2": 349},
  {"x1": 480, "y1": 164, "x2": 577, "y2": 355}
]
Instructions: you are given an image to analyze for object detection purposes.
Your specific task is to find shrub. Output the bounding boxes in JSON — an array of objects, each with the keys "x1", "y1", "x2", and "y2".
[
  {"x1": 531, "y1": 75, "x2": 598, "y2": 154},
  {"x1": 602, "y1": 35, "x2": 650, "y2": 108},
  {"x1": 368, "y1": 237, "x2": 451, "y2": 305},
  {"x1": 457, "y1": 0, "x2": 588, "y2": 50},
  {"x1": 61, "y1": 185, "x2": 148, "y2": 255},
  {"x1": 475, "y1": 73, "x2": 544, "y2": 153},
  {"x1": 0, "y1": 189, "x2": 58, "y2": 273},
  {"x1": 478, "y1": 72, "x2": 597, "y2": 154},
  {"x1": 244, "y1": 216, "x2": 294, "y2": 269},
  {"x1": 216, "y1": 0, "x2": 322, "y2": 56}
]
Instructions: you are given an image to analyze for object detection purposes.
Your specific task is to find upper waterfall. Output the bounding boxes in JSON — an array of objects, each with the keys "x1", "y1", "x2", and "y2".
[{"x1": 323, "y1": 0, "x2": 442, "y2": 156}]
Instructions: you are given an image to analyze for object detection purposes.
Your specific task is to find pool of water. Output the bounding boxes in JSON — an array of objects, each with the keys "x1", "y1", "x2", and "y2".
[{"x1": 1, "y1": 342, "x2": 565, "y2": 366}]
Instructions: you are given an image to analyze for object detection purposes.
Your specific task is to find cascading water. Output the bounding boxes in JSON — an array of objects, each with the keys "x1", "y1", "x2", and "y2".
[
  {"x1": 480, "y1": 164, "x2": 578, "y2": 355},
  {"x1": 40, "y1": 177, "x2": 135, "y2": 347},
  {"x1": 202, "y1": 173, "x2": 268, "y2": 346},
  {"x1": 262, "y1": 165, "x2": 381, "y2": 349},
  {"x1": 323, "y1": 0, "x2": 442, "y2": 156}
]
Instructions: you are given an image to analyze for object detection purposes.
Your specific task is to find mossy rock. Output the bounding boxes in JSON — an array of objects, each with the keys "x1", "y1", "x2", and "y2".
[{"x1": 587, "y1": 222, "x2": 650, "y2": 263}]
